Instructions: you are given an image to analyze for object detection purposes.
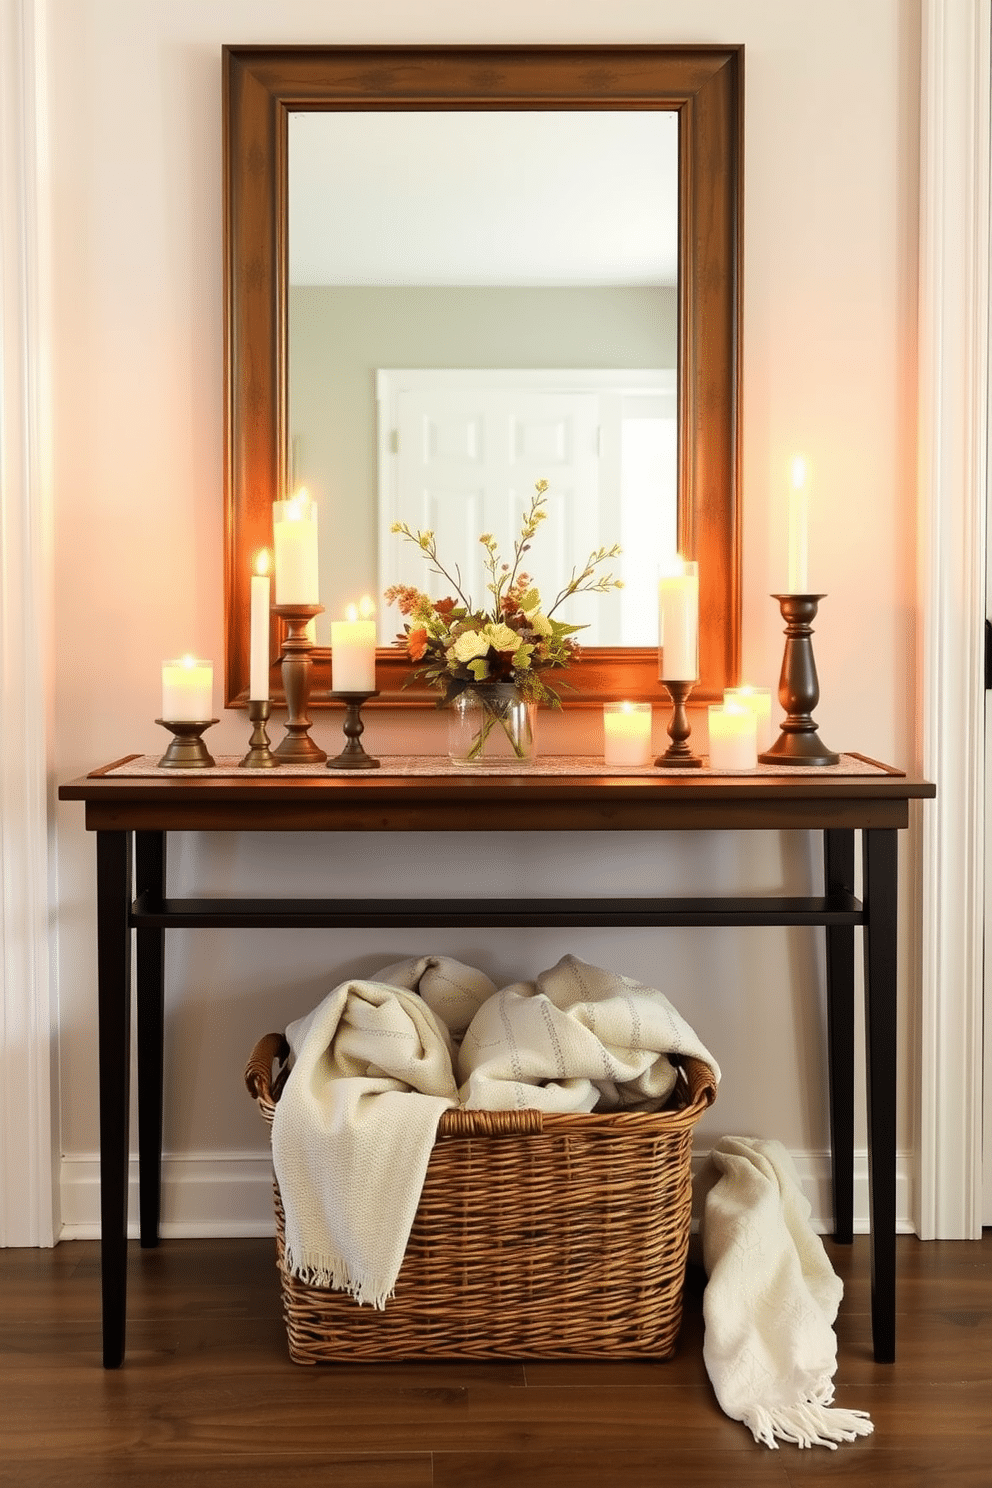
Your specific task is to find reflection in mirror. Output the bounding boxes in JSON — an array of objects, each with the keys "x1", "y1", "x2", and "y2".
[{"x1": 287, "y1": 111, "x2": 679, "y2": 646}]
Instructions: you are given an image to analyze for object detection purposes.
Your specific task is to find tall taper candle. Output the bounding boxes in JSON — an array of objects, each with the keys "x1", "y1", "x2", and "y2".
[
  {"x1": 788, "y1": 456, "x2": 809, "y2": 593},
  {"x1": 273, "y1": 490, "x2": 319, "y2": 604},
  {"x1": 658, "y1": 557, "x2": 699, "y2": 681},
  {"x1": 249, "y1": 549, "x2": 271, "y2": 700}
]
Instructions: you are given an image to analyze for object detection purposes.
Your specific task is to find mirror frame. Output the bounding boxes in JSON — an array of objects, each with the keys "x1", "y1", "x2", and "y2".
[{"x1": 223, "y1": 44, "x2": 742, "y2": 708}]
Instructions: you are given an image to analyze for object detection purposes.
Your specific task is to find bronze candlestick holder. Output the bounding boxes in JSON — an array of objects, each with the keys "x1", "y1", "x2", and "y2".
[
  {"x1": 273, "y1": 603, "x2": 326, "y2": 763},
  {"x1": 655, "y1": 680, "x2": 703, "y2": 768},
  {"x1": 239, "y1": 699, "x2": 280, "y2": 769},
  {"x1": 326, "y1": 691, "x2": 381, "y2": 769},
  {"x1": 155, "y1": 718, "x2": 218, "y2": 769},
  {"x1": 759, "y1": 594, "x2": 839, "y2": 766}
]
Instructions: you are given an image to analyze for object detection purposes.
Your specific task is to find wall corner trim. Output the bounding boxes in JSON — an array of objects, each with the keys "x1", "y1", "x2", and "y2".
[{"x1": 915, "y1": 0, "x2": 990, "y2": 1239}]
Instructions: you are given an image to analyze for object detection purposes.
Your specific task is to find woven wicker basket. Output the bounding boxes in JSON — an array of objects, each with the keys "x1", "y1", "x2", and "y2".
[{"x1": 245, "y1": 1031, "x2": 716, "y2": 1364}]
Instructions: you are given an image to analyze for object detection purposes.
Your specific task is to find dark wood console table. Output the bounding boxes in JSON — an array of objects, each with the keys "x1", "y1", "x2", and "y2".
[{"x1": 59, "y1": 753, "x2": 934, "y2": 1369}]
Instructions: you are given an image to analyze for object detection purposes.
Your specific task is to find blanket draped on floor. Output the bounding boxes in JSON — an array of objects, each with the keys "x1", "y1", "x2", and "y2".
[
  {"x1": 698, "y1": 1135, "x2": 874, "y2": 1449},
  {"x1": 271, "y1": 953, "x2": 718, "y2": 1308}
]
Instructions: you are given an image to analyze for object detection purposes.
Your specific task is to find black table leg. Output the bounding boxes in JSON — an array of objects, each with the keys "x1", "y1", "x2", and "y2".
[
  {"x1": 823, "y1": 828, "x2": 855, "y2": 1244},
  {"x1": 135, "y1": 832, "x2": 166, "y2": 1248},
  {"x1": 862, "y1": 826, "x2": 899, "y2": 1363},
  {"x1": 95, "y1": 829, "x2": 133, "y2": 1369}
]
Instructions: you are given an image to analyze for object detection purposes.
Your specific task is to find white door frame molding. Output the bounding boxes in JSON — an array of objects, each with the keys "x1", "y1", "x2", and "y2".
[
  {"x1": 0, "y1": 0, "x2": 57, "y2": 1247},
  {"x1": 916, "y1": 0, "x2": 989, "y2": 1239}
]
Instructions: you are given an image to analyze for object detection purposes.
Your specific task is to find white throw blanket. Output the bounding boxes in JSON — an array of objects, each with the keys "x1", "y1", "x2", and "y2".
[
  {"x1": 271, "y1": 972, "x2": 460, "y2": 1308},
  {"x1": 459, "y1": 954, "x2": 720, "y2": 1111},
  {"x1": 272, "y1": 953, "x2": 718, "y2": 1308},
  {"x1": 699, "y1": 1136, "x2": 874, "y2": 1449}
]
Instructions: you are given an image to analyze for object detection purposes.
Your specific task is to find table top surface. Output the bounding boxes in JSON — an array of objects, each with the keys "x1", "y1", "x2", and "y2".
[{"x1": 58, "y1": 753, "x2": 934, "y2": 834}]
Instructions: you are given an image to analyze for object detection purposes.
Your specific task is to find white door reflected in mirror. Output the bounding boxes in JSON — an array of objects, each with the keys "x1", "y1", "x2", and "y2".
[{"x1": 377, "y1": 369, "x2": 675, "y2": 647}]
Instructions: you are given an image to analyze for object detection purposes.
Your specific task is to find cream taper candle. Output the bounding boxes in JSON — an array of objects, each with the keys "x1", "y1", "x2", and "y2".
[
  {"x1": 788, "y1": 456, "x2": 809, "y2": 593},
  {"x1": 658, "y1": 557, "x2": 699, "y2": 681},
  {"x1": 249, "y1": 549, "x2": 271, "y2": 701},
  {"x1": 273, "y1": 490, "x2": 319, "y2": 604}
]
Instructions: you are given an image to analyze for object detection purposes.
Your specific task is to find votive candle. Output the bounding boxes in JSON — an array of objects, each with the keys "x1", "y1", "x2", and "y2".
[
  {"x1": 708, "y1": 701, "x2": 758, "y2": 770},
  {"x1": 788, "y1": 456, "x2": 809, "y2": 593},
  {"x1": 249, "y1": 549, "x2": 271, "y2": 701},
  {"x1": 273, "y1": 490, "x2": 319, "y2": 604},
  {"x1": 724, "y1": 685, "x2": 773, "y2": 753},
  {"x1": 331, "y1": 597, "x2": 377, "y2": 692},
  {"x1": 658, "y1": 556, "x2": 699, "y2": 681},
  {"x1": 603, "y1": 702, "x2": 652, "y2": 766},
  {"x1": 162, "y1": 655, "x2": 213, "y2": 721}
]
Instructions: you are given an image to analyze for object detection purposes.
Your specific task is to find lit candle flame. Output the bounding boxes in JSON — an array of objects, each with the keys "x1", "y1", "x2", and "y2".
[
  {"x1": 286, "y1": 487, "x2": 310, "y2": 521},
  {"x1": 791, "y1": 456, "x2": 807, "y2": 490},
  {"x1": 254, "y1": 549, "x2": 271, "y2": 577}
]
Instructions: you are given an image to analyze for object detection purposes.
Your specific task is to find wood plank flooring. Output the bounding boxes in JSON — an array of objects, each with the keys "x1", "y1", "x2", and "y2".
[{"x1": 1, "y1": 1232, "x2": 989, "y2": 1487}]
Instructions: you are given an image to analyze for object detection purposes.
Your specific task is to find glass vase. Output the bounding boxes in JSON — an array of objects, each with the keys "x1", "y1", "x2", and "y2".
[{"x1": 447, "y1": 683, "x2": 537, "y2": 766}]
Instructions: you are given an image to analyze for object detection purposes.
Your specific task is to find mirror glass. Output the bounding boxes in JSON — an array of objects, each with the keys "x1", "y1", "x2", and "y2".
[
  {"x1": 222, "y1": 44, "x2": 741, "y2": 706},
  {"x1": 287, "y1": 111, "x2": 679, "y2": 646}
]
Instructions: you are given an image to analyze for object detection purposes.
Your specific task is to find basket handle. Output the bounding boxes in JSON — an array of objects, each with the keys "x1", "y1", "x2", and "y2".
[
  {"x1": 437, "y1": 1106, "x2": 544, "y2": 1137},
  {"x1": 245, "y1": 1032, "x2": 290, "y2": 1105}
]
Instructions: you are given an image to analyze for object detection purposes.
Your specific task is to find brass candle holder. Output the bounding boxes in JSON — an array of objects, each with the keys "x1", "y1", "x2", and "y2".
[
  {"x1": 759, "y1": 594, "x2": 839, "y2": 766},
  {"x1": 326, "y1": 692, "x2": 381, "y2": 769},
  {"x1": 273, "y1": 603, "x2": 326, "y2": 763},
  {"x1": 239, "y1": 699, "x2": 280, "y2": 769},
  {"x1": 655, "y1": 681, "x2": 703, "y2": 768},
  {"x1": 155, "y1": 718, "x2": 218, "y2": 769}
]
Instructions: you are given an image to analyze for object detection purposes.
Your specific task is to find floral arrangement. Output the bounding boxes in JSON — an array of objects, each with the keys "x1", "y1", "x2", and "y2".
[{"x1": 385, "y1": 479, "x2": 622, "y2": 707}]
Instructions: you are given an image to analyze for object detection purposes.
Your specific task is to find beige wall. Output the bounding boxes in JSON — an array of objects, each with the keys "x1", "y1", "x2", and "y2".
[{"x1": 48, "y1": 0, "x2": 920, "y2": 1234}]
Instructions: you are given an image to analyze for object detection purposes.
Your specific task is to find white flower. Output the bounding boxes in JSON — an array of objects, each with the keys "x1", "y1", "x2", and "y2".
[
  {"x1": 484, "y1": 623, "x2": 520, "y2": 652},
  {"x1": 450, "y1": 630, "x2": 491, "y2": 663}
]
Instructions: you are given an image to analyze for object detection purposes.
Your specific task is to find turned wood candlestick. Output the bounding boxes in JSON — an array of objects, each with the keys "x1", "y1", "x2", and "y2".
[
  {"x1": 273, "y1": 603, "x2": 326, "y2": 763},
  {"x1": 655, "y1": 680, "x2": 703, "y2": 768},
  {"x1": 155, "y1": 719, "x2": 218, "y2": 769},
  {"x1": 326, "y1": 692, "x2": 381, "y2": 769},
  {"x1": 759, "y1": 594, "x2": 839, "y2": 766},
  {"x1": 239, "y1": 699, "x2": 280, "y2": 769}
]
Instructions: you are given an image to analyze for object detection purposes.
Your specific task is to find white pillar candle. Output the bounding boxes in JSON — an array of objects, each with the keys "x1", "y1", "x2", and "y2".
[
  {"x1": 249, "y1": 549, "x2": 271, "y2": 701},
  {"x1": 708, "y1": 702, "x2": 758, "y2": 770},
  {"x1": 162, "y1": 656, "x2": 213, "y2": 721},
  {"x1": 603, "y1": 702, "x2": 653, "y2": 766},
  {"x1": 273, "y1": 491, "x2": 319, "y2": 604},
  {"x1": 724, "y1": 685, "x2": 773, "y2": 753},
  {"x1": 331, "y1": 597, "x2": 377, "y2": 692},
  {"x1": 787, "y1": 455, "x2": 809, "y2": 593},
  {"x1": 658, "y1": 557, "x2": 699, "y2": 681}
]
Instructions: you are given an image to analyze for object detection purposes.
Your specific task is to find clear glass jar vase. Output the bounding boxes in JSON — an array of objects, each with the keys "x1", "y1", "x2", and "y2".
[{"x1": 447, "y1": 683, "x2": 537, "y2": 766}]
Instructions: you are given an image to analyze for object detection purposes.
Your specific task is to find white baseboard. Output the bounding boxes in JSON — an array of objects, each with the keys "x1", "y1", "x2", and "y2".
[
  {"x1": 57, "y1": 1146, "x2": 916, "y2": 1242},
  {"x1": 59, "y1": 1152, "x2": 277, "y2": 1240}
]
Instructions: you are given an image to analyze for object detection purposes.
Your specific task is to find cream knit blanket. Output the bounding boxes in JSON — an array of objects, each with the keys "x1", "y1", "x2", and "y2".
[
  {"x1": 459, "y1": 954, "x2": 720, "y2": 1111},
  {"x1": 272, "y1": 957, "x2": 494, "y2": 1308},
  {"x1": 699, "y1": 1136, "x2": 874, "y2": 1449},
  {"x1": 272, "y1": 954, "x2": 718, "y2": 1308}
]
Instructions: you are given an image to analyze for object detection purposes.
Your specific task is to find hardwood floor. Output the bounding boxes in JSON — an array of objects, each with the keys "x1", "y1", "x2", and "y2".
[{"x1": 1, "y1": 1232, "x2": 989, "y2": 1487}]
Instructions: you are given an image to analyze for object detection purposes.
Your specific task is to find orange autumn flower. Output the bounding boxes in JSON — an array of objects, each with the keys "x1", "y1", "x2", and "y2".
[{"x1": 408, "y1": 626, "x2": 429, "y2": 661}]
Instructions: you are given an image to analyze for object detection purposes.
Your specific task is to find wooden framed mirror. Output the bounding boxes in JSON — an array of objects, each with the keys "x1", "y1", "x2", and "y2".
[{"x1": 223, "y1": 44, "x2": 742, "y2": 707}]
